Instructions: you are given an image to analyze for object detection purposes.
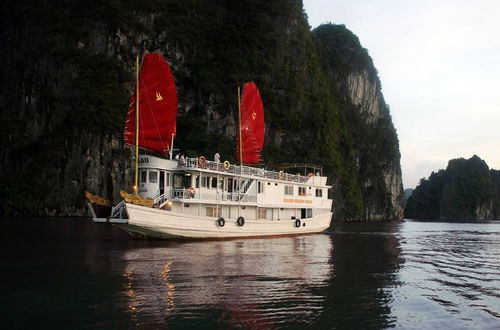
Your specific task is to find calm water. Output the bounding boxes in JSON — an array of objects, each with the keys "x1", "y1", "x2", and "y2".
[{"x1": 1, "y1": 218, "x2": 499, "y2": 329}]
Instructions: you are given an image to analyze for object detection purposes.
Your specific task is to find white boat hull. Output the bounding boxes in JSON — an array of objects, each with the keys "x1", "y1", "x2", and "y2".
[{"x1": 111, "y1": 203, "x2": 332, "y2": 239}]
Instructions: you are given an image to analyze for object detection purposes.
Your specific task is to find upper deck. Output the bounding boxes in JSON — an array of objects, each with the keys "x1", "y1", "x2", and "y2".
[
  {"x1": 138, "y1": 155, "x2": 330, "y2": 187},
  {"x1": 136, "y1": 155, "x2": 332, "y2": 210}
]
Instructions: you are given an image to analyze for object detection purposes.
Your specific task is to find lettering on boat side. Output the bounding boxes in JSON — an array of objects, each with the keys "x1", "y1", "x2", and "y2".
[
  {"x1": 283, "y1": 198, "x2": 313, "y2": 204},
  {"x1": 139, "y1": 157, "x2": 149, "y2": 164}
]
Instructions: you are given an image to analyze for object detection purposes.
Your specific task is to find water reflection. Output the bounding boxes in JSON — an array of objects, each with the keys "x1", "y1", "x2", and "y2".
[
  {"x1": 316, "y1": 221, "x2": 404, "y2": 329},
  {"x1": 113, "y1": 235, "x2": 333, "y2": 328},
  {"x1": 3, "y1": 218, "x2": 499, "y2": 329}
]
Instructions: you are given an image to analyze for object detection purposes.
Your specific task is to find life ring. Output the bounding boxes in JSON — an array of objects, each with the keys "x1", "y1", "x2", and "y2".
[
  {"x1": 279, "y1": 171, "x2": 284, "y2": 180},
  {"x1": 188, "y1": 186, "x2": 195, "y2": 198},
  {"x1": 307, "y1": 172, "x2": 314, "y2": 177},
  {"x1": 217, "y1": 217, "x2": 225, "y2": 227},
  {"x1": 198, "y1": 156, "x2": 206, "y2": 167},
  {"x1": 295, "y1": 219, "x2": 301, "y2": 227},
  {"x1": 198, "y1": 156, "x2": 207, "y2": 167},
  {"x1": 223, "y1": 160, "x2": 230, "y2": 170},
  {"x1": 237, "y1": 216, "x2": 245, "y2": 226}
]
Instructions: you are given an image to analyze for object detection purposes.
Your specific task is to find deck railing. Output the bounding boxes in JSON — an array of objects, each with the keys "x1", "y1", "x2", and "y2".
[
  {"x1": 111, "y1": 200, "x2": 126, "y2": 218},
  {"x1": 183, "y1": 157, "x2": 310, "y2": 183},
  {"x1": 167, "y1": 189, "x2": 257, "y2": 203}
]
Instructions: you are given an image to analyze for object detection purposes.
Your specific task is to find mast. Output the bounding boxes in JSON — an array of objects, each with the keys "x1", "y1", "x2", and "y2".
[
  {"x1": 238, "y1": 86, "x2": 242, "y2": 167},
  {"x1": 134, "y1": 55, "x2": 140, "y2": 195},
  {"x1": 169, "y1": 133, "x2": 174, "y2": 160},
  {"x1": 237, "y1": 86, "x2": 242, "y2": 214}
]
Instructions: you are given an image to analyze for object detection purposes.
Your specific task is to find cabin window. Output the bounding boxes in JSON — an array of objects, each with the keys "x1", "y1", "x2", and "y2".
[
  {"x1": 211, "y1": 177, "x2": 217, "y2": 189},
  {"x1": 149, "y1": 171, "x2": 158, "y2": 183},
  {"x1": 173, "y1": 174, "x2": 183, "y2": 188},
  {"x1": 258, "y1": 182, "x2": 265, "y2": 194},
  {"x1": 315, "y1": 189, "x2": 322, "y2": 197},
  {"x1": 195, "y1": 175, "x2": 199, "y2": 188},
  {"x1": 298, "y1": 187, "x2": 306, "y2": 196},
  {"x1": 206, "y1": 206, "x2": 220, "y2": 217},
  {"x1": 284, "y1": 185, "x2": 293, "y2": 195},
  {"x1": 258, "y1": 208, "x2": 267, "y2": 219},
  {"x1": 140, "y1": 171, "x2": 147, "y2": 183},
  {"x1": 201, "y1": 176, "x2": 207, "y2": 188}
]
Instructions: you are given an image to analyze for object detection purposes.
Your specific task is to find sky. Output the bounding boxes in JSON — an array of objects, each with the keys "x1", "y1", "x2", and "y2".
[{"x1": 302, "y1": 0, "x2": 500, "y2": 188}]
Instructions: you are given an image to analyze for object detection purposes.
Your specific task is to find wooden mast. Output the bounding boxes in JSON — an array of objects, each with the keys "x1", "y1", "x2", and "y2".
[
  {"x1": 238, "y1": 86, "x2": 242, "y2": 167},
  {"x1": 134, "y1": 55, "x2": 140, "y2": 195},
  {"x1": 237, "y1": 86, "x2": 242, "y2": 214}
]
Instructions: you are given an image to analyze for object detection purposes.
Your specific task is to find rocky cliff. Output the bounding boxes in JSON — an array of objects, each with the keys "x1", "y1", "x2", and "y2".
[
  {"x1": 405, "y1": 155, "x2": 500, "y2": 220},
  {"x1": 0, "y1": 0, "x2": 404, "y2": 220}
]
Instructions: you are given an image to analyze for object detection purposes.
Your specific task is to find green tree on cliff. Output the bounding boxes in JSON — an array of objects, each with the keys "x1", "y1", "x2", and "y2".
[{"x1": 405, "y1": 155, "x2": 499, "y2": 220}]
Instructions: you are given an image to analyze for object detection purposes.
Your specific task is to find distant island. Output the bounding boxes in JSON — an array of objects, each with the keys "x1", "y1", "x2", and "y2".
[{"x1": 405, "y1": 155, "x2": 500, "y2": 221}]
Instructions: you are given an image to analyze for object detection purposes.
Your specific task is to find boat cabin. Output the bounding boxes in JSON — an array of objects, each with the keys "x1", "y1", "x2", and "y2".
[{"x1": 137, "y1": 155, "x2": 332, "y2": 222}]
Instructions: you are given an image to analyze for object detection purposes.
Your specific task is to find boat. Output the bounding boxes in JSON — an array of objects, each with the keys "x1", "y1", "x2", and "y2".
[{"x1": 87, "y1": 52, "x2": 332, "y2": 239}]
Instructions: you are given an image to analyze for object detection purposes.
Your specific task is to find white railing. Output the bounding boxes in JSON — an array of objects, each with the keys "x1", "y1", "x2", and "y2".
[
  {"x1": 183, "y1": 157, "x2": 311, "y2": 183},
  {"x1": 111, "y1": 200, "x2": 126, "y2": 218},
  {"x1": 165, "y1": 189, "x2": 258, "y2": 203},
  {"x1": 153, "y1": 193, "x2": 169, "y2": 206},
  {"x1": 171, "y1": 188, "x2": 196, "y2": 200}
]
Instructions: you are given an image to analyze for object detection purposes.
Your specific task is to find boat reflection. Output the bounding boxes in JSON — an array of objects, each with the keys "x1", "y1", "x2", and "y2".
[{"x1": 114, "y1": 234, "x2": 333, "y2": 328}]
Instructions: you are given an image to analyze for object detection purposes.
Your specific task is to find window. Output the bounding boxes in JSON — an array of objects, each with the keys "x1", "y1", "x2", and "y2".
[
  {"x1": 195, "y1": 175, "x2": 199, "y2": 188},
  {"x1": 149, "y1": 171, "x2": 158, "y2": 183},
  {"x1": 211, "y1": 177, "x2": 217, "y2": 189},
  {"x1": 298, "y1": 187, "x2": 306, "y2": 196},
  {"x1": 201, "y1": 176, "x2": 207, "y2": 188},
  {"x1": 258, "y1": 181, "x2": 265, "y2": 194},
  {"x1": 165, "y1": 172, "x2": 170, "y2": 186},
  {"x1": 206, "y1": 206, "x2": 220, "y2": 217},
  {"x1": 258, "y1": 208, "x2": 267, "y2": 219},
  {"x1": 140, "y1": 171, "x2": 147, "y2": 183},
  {"x1": 315, "y1": 189, "x2": 323, "y2": 197},
  {"x1": 173, "y1": 174, "x2": 183, "y2": 188},
  {"x1": 285, "y1": 185, "x2": 293, "y2": 195}
]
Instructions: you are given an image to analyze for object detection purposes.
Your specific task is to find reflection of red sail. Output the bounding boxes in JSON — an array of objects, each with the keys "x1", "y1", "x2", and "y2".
[
  {"x1": 237, "y1": 82, "x2": 265, "y2": 164},
  {"x1": 124, "y1": 53, "x2": 177, "y2": 154}
]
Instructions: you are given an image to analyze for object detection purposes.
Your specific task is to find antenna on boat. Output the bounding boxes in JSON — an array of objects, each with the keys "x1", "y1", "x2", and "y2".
[
  {"x1": 134, "y1": 55, "x2": 140, "y2": 195},
  {"x1": 238, "y1": 86, "x2": 243, "y2": 170}
]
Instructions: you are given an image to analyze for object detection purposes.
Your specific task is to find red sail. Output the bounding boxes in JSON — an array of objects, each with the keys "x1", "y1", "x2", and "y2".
[
  {"x1": 124, "y1": 53, "x2": 177, "y2": 154},
  {"x1": 237, "y1": 82, "x2": 265, "y2": 164}
]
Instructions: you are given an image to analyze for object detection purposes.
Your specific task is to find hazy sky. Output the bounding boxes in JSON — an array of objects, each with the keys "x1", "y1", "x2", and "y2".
[{"x1": 302, "y1": 0, "x2": 500, "y2": 188}]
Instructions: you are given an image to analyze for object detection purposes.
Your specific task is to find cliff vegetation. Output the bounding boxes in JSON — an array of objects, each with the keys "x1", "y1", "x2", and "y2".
[
  {"x1": 0, "y1": 0, "x2": 404, "y2": 220},
  {"x1": 405, "y1": 155, "x2": 500, "y2": 220}
]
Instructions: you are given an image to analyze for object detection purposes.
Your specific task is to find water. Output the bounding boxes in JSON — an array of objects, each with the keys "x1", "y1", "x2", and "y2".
[{"x1": 1, "y1": 218, "x2": 499, "y2": 329}]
